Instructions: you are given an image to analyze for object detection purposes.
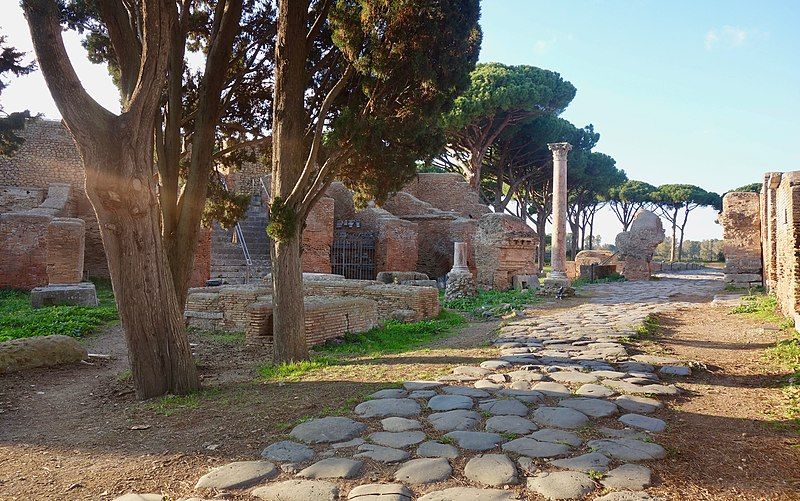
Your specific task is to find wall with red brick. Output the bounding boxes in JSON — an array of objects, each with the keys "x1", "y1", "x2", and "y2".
[
  {"x1": 355, "y1": 207, "x2": 418, "y2": 273},
  {"x1": 719, "y1": 192, "x2": 762, "y2": 288},
  {"x1": 189, "y1": 227, "x2": 212, "y2": 288},
  {"x1": 302, "y1": 196, "x2": 334, "y2": 273},
  {"x1": 0, "y1": 212, "x2": 51, "y2": 289},
  {"x1": 46, "y1": 218, "x2": 85, "y2": 284},
  {"x1": 770, "y1": 172, "x2": 800, "y2": 319},
  {"x1": 402, "y1": 172, "x2": 491, "y2": 219}
]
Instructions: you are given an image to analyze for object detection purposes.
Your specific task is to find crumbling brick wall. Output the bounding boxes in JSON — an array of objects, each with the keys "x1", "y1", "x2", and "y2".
[
  {"x1": 302, "y1": 197, "x2": 334, "y2": 273},
  {"x1": 770, "y1": 172, "x2": 800, "y2": 319},
  {"x1": 354, "y1": 207, "x2": 418, "y2": 273},
  {"x1": 46, "y1": 218, "x2": 85, "y2": 284},
  {"x1": 474, "y1": 213, "x2": 538, "y2": 290},
  {"x1": 0, "y1": 120, "x2": 108, "y2": 278},
  {"x1": 719, "y1": 192, "x2": 762, "y2": 287},
  {"x1": 402, "y1": 172, "x2": 490, "y2": 219},
  {"x1": 0, "y1": 212, "x2": 51, "y2": 289},
  {"x1": 761, "y1": 173, "x2": 782, "y2": 291},
  {"x1": 0, "y1": 187, "x2": 44, "y2": 214}
]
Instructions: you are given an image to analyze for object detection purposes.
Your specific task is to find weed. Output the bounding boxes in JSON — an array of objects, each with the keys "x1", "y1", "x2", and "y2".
[
  {"x1": 258, "y1": 356, "x2": 339, "y2": 381},
  {"x1": 732, "y1": 294, "x2": 793, "y2": 328},
  {"x1": 0, "y1": 283, "x2": 117, "y2": 342},
  {"x1": 479, "y1": 410, "x2": 492, "y2": 418},
  {"x1": 572, "y1": 272, "x2": 625, "y2": 288},
  {"x1": 635, "y1": 315, "x2": 660, "y2": 338},
  {"x1": 116, "y1": 369, "x2": 133, "y2": 382},
  {"x1": 586, "y1": 469, "x2": 605, "y2": 481},
  {"x1": 499, "y1": 432, "x2": 519, "y2": 441},
  {"x1": 439, "y1": 435, "x2": 455, "y2": 445},
  {"x1": 196, "y1": 329, "x2": 245, "y2": 345},
  {"x1": 444, "y1": 289, "x2": 543, "y2": 317},
  {"x1": 149, "y1": 388, "x2": 221, "y2": 416}
]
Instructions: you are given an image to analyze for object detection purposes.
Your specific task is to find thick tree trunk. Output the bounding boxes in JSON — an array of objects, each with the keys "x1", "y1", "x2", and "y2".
[
  {"x1": 568, "y1": 220, "x2": 579, "y2": 260},
  {"x1": 536, "y1": 213, "x2": 547, "y2": 273},
  {"x1": 84, "y1": 137, "x2": 199, "y2": 400},
  {"x1": 669, "y1": 209, "x2": 678, "y2": 263},
  {"x1": 270, "y1": 0, "x2": 310, "y2": 363},
  {"x1": 467, "y1": 148, "x2": 483, "y2": 190}
]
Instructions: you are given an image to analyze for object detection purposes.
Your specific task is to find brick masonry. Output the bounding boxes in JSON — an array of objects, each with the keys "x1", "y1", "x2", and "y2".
[
  {"x1": 302, "y1": 196, "x2": 334, "y2": 273},
  {"x1": 46, "y1": 218, "x2": 85, "y2": 284},
  {"x1": 719, "y1": 192, "x2": 763, "y2": 287}
]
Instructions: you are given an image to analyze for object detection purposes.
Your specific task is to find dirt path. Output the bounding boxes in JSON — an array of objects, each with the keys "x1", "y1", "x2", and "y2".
[{"x1": 641, "y1": 306, "x2": 800, "y2": 500}]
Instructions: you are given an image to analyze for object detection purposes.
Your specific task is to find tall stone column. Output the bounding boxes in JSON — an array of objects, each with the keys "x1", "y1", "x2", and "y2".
[{"x1": 545, "y1": 142, "x2": 572, "y2": 287}]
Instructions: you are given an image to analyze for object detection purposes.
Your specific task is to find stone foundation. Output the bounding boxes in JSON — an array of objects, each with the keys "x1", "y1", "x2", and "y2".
[
  {"x1": 30, "y1": 282, "x2": 98, "y2": 308},
  {"x1": 445, "y1": 271, "x2": 477, "y2": 301}
]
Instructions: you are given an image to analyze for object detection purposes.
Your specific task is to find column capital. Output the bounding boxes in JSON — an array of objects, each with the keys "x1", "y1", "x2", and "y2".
[{"x1": 547, "y1": 142, "x2": 573, "y2": 160}]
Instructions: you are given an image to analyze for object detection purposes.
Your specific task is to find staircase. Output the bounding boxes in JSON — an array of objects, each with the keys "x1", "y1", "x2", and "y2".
[{"x1": 210, "y1": 194, "x2": 271, "y2": 284}]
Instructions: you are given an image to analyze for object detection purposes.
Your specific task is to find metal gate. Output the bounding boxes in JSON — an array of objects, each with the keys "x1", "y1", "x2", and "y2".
[{"x1": 331, "y1": 220, "x2": 377, "y2": 280}]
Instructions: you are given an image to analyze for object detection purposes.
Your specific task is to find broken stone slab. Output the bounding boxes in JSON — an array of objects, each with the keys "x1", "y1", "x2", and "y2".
[
  {"x1": 427, "y1": 409, "x2": 481, "y2": 432},
  {"x1": 408, "y1": 389, "x2": 437, "y2": 399},
  {"x1": 0, "y1": 334, "x2": 88, "y2": 373},
  {"x1": 474, "y1": 379, "x2": 505, "y2": 390},
  {"x1": 480, "y1": 360, "x2": 512, "y2": 370},
  {"x1": 463, "y1": 454, "x2": 518, "y2": 486},
  {"x1": 659, "y1": 365, "x2": 691, "y2": 376},
  {"x1": 251, "y1": 479, "x2": 339, "y2": 501},
  {"x1": 528, "y1": 428, "x2": 582, "y2": 447},
  {"x1": 497, "y1": 388, "x2": 544, "y2": 403},
  {"x1": 354, "y1": 444, "x2": 410, "y2": 463},
  {"x1": 479, "y1": 398, "x2": 529, "y2": 416},
  {"x1": 501, "y1": 437, "x2": 569, "y2": 458},
  {"x1": 416, "y1": 487, "x2": 516, "y2": 501},
  {"x1": 527, "y1": 471, "x2": 595, "y2": 500},
  {"x1": 619, "y1": 413, "x2": 667, "y2": 433},
  {"x1": 195, "y1": 461, "x2": 278, "y2": 490},
  {"x1": 332, "y1": 438, "x2": 365, "y2": 449},
  {"x1": 30, "y1": 282, "x2": 98, "y2": 308},
  {"x1": 441, "y1": 385, "x2": 490, "y2": 398},
  {"x1": 347, "y1": 483, "x2": 413, "y2": 501},
  {"x1": 261, "y1": 440, "x2": 315, "y2": 463},
  {"x1": 354, "y1": 398, "x2": 421, "y2": 418},
  {"x1": 393, "y1": 457, "x2": 452, "y2": 484},
  {"x1": 558, "y1": 397, "x2": 618, "y2": 418},
  {"x1": 587, "y1": 438, "x2": 666, "y2": 461},
  {"x1": 368, "y1": 431, "x2": 426, "y2": 449},
  {"x1": 549, "y1": 371, "x2": 598, "y2": 384},
  {"x1": 291, "y1": 417, "x2": 367, "y2": 444},
  {"x1": 443, "y1": 431, "x2": 503, "y2": 451},
  {"x1": 296, "y1": 458, "x2": 363, "y2": 479},
  {"x1": 601, "y1": 463, "x2": 652, "y2": 491},
  {"x1": 403, "y1": 380, "x2": 443, "y2": 391},
  {"x1": 575, "y1": 383, "x2": 616, "y2": 398},
  {"x1": 485, "y1": 415, "x2": 538, "y2": 434},
  {"x1": 532, "y1": 382, "x2": 572, "y2": 398}
]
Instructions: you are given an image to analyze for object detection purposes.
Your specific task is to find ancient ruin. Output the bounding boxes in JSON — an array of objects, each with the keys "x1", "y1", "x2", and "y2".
[
  {"x1": 614, "y1": 210, "x2": 665, "y2": 281},
  {"x1": 543, "y1": 142, "x2": 572, "y2": 290},
  {"x1": 719, "y1": 192, "x2": 763, "y2": 288}
]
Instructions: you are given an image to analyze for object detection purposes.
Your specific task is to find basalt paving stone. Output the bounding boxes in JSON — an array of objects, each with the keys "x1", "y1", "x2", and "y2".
[
  {"x1": 618, "y1": 362, "x2": 655, "y2": 373},
  {"x1": 393, "y1": 457, "x2": 452, "y2": 484},
  {"x1": 463, "y1": 453, "x2": 518, "y2": 486},
  {"x1": 427, "y1": 409, "x2": 482, "y2": 432},
  {"x1": 589, "y1": 370, "x2": 626, "y2": 380},
  {"x1": 532, "y1": 406, "x2": 589, "y2": 429},
  {"x1": 532, "y1": 382, "x2": 572, "y2": 398},
  {"x1": 443, "y1": 431, "x2": 503, "y2": 451},
  {"x1": 594, "y1": 492, "x2": 660, "y2": 501},
  {"x1": 619, "y1": 413, "x2": 667, "y2": 433},
  {"x1": 479, "y1": 398, "x2": 530, "y2": 416},
  {"x1": 291, "y1": 418, "x2": 367, "y2": 444},
  {"x1": 548, "y1": 371, "x2": 599, "y2": 384},
  {"x1": 347, "y1": 483, "x2": 413, "y2": 501},
  {"x1": 368, "y1": 431, "x2": 427, "y2": 449},
  {"x1": 416, "y1": 440, "x2": 460, "y2": 458},
  {"x1": 660, "y1": 365, "x2": 691, "y2": 376},
  {"x1": 474, "y1": 379, "x2": 505, "y2": 390},
  {"x1": 354, "y1": 444, "x2": 410, "y2": 463},
  {"x1": 507, "y1": 370, "x2": 548, "y2": 382},
  {"x1": 558, "y1": 397, "x2": 619, "y2": 418},
  {"x1": 332, "y1": 438, "x2": 365, "y2": 449},
  {"x1": 528, "y1": 428, "x2": 582, "y2": 447},
  {"x1": 261, "y1": 440, "x2": 316, "y2": 462},
  {"x1": 369, "y1": 389, "x2": 407, "y2": 399},
  {"x1": 486, "y1": 374, "x2": 510, "y2": 383},
  {"x1": 403, "y1": 381, "x2": 443, "y2": 391},
  {"x1": 441, "y1": 386, "x2": 491, "y2": 398},
  {"x1": 481, "y1": 360, "x2": 512, "y2": 370},
  {"x1": 453, "y1": 366, "x2": 493, "y2": 377},
  {"x1": 485, "y1": 415, "x2": 538, "y2": 434},
  {"x1": 575, "y1": 383, "x2": 616, "y2": 398},
  {"x1": 501, "y1": 437, "x2": 570, "y2": 458},
  {"x1": 296, "y1": 458, "x2": 363, "y2": 479},
  {"x1": 598, "y1": 427, "x2": 650, "y2": 441},
  {"x1": 631, "y1": 354, "x2": 681, "y2": 365},
  {"x1": 195, "y1": 461, "x2": 278, "y2": 490},
  {"x1": 498, "y1": 388, "x2": 544, "y2": 403},
  {"x1": 549, "y1": 452, "x2": 611, "y2": 473},
  {"x1": 615, "y1": 395, "x2": 662, "y2": 414},
  {"x1": 416, "y1": 487, "x2": 516, "y2": 501},
  {"x1": 251, "y1": 479, "x2": 339, "y2": 501},
  {"x1": 601, "y1": 463, "x2": 652, "y2": 491},
  {"x1": 527, "y1": 471, "x2": 595, "y2": 500},
  {"x1": 587, "y1": 438, "x2": 667, "y2": 461},
  {"x1": 408, "y1": 390, "x2": 438, "y2": 399},
  {"x1": 354, "y1": 398, "x2": 421, "y2": 418},
  {"x1": 381, "y1": 417, "x2": 421, "y2": 432},
  {"x1": 499, "y1": 355, "x2": 539, "y2": 365},
  {"x1": 428, "y1": 394, "x2": 474, "y2": 411}
]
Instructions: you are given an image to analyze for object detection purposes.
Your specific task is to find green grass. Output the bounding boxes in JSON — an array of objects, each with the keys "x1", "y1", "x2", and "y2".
[
  {"x1": 732, "y1": 294, "x2": 794, "y2": 328},
  {"x1": 149, "y1": 387, "x2": 222, "y2": 416},
  {"x1": 258, "y1": 310, "x2": 466, "y2": 381},
  {"x1": 0, "y1": 283, "x2": 118, "y2": 342},
  {"x1": 443, "y1": 289, "x2": 542, "y2": 317},
  {"x1": 195, "y1": 329, "x2": 245, "y2": 345}
]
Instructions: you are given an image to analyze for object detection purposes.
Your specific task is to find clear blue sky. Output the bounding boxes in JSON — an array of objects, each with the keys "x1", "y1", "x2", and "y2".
[{"x1": 2, "y1": 0, "x2": 799, "y2": 243}]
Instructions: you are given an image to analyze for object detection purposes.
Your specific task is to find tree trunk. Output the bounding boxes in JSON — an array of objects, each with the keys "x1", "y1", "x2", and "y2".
[
  {"x1": 467, "y1": 147, "x2": 483, "y2": 190},
  {"x1": 536, "y1": 212, "x2": 547, "y2": 273},
  {"x1": 669, "y1": 208, "x2": 678, "y2": 263},
  {"x1": 569, "y1": 220, "x2": 579, "y2": 261},
  {"x1": 270, "y1": 0, "x2": 310, "y2": 363},
  {"x1": 84, "y1": 136, "x2": 199, "y2": 400}
]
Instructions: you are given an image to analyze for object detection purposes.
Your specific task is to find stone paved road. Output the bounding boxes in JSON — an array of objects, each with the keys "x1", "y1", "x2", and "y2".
[{"x1": 119, "y1": 270, "x2": 728, "y2": 501}]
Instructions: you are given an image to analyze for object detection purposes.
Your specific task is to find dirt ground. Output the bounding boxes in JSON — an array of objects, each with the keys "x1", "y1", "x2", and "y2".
[{"x1": 1, "y1": 296, "x2": 799, "y2": 500}]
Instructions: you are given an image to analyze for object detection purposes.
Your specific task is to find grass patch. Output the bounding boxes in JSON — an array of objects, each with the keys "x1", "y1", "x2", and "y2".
[
  {"x1": 732, "y1": 294, "x2": 794, "y2": 328},
  {"x1": 635, "y1": 314, "x2": 660, "y2": 339},
  {"x1": 0, "y1": 283, "x2": 117, "y2": 342},
  {"x1": 195, "y1": 329, "x2": 245, "y2": 345},
  {"x1": 149, "y1": 387, "x2": 221, "y2": 416},
  {"x1": 258, "y1": 356, "x2": 340, "y2": 381},
  {"x1": 316, "y1": 310, "x2": 465, "y2": 357},
  {"x1": 444, "y1": 289, "x2": 542, "y2": 317}
]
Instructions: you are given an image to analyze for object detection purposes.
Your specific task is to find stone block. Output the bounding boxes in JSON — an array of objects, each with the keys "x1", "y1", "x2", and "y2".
[
  {"x1": 724, "y1": 273, "x2": 763, "y2": 284},
  {"x1": 0, "y1": 334, "x2": 88, "y2": 373},
  {"x1": 377, "y1": 271, "x2": 430, "y2": 284},
  {"x1": 446, "y1": 271, "x2": 476, "y2": 301},
  {"x1": 512, "y1": 274, "x2": 539, "y2": 291},
  {"x1": 399, "y1": 279, "x2": 438, "y2": 287},
  {"x1": 46, "y1": 217, "x2": 85, "y2": 284},
  {"x1": 30, "y1": 282, "x2": 98, "y2": 308}
]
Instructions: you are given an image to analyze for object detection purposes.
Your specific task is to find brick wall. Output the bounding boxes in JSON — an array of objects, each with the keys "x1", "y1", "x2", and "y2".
[
  {"x1": 402, "y1": 172, "x2": 491, "y2": 219},
  {"x1": 0, "y1": 212, "x2": 51, "y2": 289},
  {"x1": 761, "y1": 173, "x2": 782, "y2": 291},
  {"x1": 719, "y1": 192, "x2": 762, "y2": 287},
  {"x1": 46, "y1": 218, "x2": 85, "y2": 284},
  {"x1": 0, "y1": 186, "x2": 44, "y2": 214},
  {"x1": 771, "y1": 172, "x2": 800, "y2": 319},
  {"x1": 0, "y1": 120, "x2": 107, "y2": 277},
  {"x1": 354, "y1": 207, "x2": 418, "y2": 273},
  {"x1": 474, "y1": 213, "x2": 538, "y2": 290},
  {"x1": 302, "y1": 197, "x2": 334, "y2": 273}
]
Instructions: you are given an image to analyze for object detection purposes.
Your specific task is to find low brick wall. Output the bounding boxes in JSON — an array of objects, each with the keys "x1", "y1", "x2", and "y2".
[
  {"x1": 246, "y1": 296, "x2": 378, "y2": 348},
  {"x1": 720, "y1": 192, "x2": 763, "y2": 287},
  {"x1": 46, "y1": 218, "x2": 85, "y2": 284},
  {"x1": 0, "y1": 212, "x2": 51, "y2": 289},
  {"x1": 304, "y1": 280, "x2": 440, "y2": 322}
]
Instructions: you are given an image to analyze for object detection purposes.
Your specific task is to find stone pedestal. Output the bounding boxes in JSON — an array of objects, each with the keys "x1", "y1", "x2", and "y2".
[
  {"x1": 451, "y1": 242, "x2": 470, "y2": 273},
  {"x1": 30, "y1": 282, "x2": 99, "y2": 308},
  {"x1": 546, "y1": 142, "x2": 572, "y2": 288},
  {"x1": 446, "y1": 271, "x2": 477, "y2": 301}
]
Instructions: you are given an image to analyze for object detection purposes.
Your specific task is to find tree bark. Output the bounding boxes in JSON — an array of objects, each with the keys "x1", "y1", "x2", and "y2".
[
  {"x1": 669, "y1": 207, "x2": 678, "y2": 262},
  {"x1": 536, "y1": 212, "x2": 547, "y2": 273},
  {"x1": 271, "y1": 0, "x2": 310, "y2": 363}
]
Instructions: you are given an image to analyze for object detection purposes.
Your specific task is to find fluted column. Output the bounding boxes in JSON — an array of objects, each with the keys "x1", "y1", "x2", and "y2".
[{"x1": 546, "y1": 142, "x2": 572, "y2": 285}]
